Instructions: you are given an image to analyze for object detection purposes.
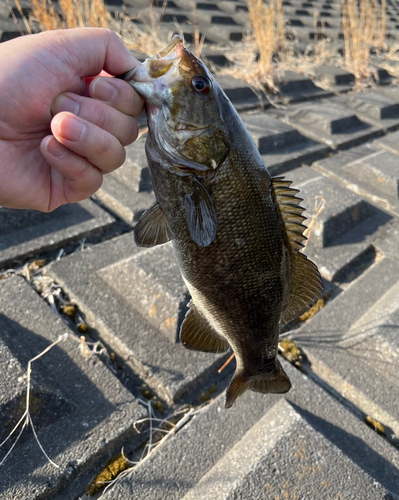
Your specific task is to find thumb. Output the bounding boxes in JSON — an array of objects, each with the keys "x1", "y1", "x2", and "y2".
[{"x1": 35, "y1": 27, "x2": 140, "y2": 78}]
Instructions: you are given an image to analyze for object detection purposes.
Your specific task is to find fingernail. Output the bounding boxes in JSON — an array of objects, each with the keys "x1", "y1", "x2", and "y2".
[
  {"x1": 44, "y1": 137, "x2": 69, "y2": 158},
  {"x1": 52, "y1": 94, "x2": 80, "y2": 115},
  {"x1": 57, "y1": 115, "x2": 87, "y2": 142},
  {"x1": 92, "y1": 78, "x2": 118, "y2": 102}
]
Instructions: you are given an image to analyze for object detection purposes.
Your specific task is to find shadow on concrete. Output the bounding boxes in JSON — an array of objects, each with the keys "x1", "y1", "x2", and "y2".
[
  {"x1": 0, "y1": 314, "x2": 114, "y2": 494},
  {"x1": 0, "y1": 204, "x2": 93, "y2": 250},
  {"x1": 290, "y1": 402, "x2": 399, "y2": 496}
]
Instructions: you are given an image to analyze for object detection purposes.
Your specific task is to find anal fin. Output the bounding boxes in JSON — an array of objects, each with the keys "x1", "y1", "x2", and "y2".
[
  {"x1": 180, "y1": 302, "x2": 229, "y2": 353},
  {"x1": 225, "y1": 358, "x2": 291, "y2": 409},
  {"x1": 133, "y1": 202, "x2": 173, "y2": 247}
]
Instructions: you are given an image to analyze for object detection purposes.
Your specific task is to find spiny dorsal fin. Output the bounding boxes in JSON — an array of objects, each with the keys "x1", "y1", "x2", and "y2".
[
  {"x1": 134, "y1": 202, "x2": 173, "y2": 247},
  {"x1": 272, "y1": 177, "x2": 323, "y2": 324},
  {"x1": 180, "y1": 302, "x2": 230, "y2": 353}
]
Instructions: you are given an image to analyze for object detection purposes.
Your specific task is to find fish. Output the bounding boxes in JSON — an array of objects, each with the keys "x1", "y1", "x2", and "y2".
[{"x1": 118, "y1": 35, "x2": 323, "y2": 408}]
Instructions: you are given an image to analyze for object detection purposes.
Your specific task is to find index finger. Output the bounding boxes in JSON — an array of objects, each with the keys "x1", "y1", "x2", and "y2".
[{"x1": 89, "y1": 76, "x2": 143, "y2": 117}]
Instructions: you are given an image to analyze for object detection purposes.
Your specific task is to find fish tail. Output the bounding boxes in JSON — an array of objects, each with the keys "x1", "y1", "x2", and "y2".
[{"x1": 224, "y1": 359, "x2": 291, "y2": 409}]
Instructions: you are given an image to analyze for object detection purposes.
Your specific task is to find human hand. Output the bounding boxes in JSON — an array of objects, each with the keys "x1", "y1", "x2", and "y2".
[{"x1": 0, "y1": 28, "x2": 143, "y2": 211}]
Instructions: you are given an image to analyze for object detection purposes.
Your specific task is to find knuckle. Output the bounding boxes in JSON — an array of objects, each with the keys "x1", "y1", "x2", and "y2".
[
  {"x1": 95, "y1": 136, "x2": 112, "y2": 160},
  {"x1": 121, "y1": 120, "x2": 138, "y2": 146},
  {"x1": 93, "y1": 103, "x2": 109, "y2": 130},
  {"x1": 105, "y1": 28, "x2": 118, "y2": 41},
  {"x1": 118, "y1": 147, "x2": 126, "y2": 167},
  {"x1": 75, "y1": 158, "x2": 93, "y2": 181}
]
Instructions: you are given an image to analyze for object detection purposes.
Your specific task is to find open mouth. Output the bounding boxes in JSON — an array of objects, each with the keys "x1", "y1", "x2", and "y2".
[{"x1": 174, "y1": 122, "x2": 210, "y2": 132}]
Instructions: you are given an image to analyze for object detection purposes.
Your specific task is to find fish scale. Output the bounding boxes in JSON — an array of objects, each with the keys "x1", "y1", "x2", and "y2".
[{"x1": 120, "y1": 34, "x2": 322, "y2": 408}]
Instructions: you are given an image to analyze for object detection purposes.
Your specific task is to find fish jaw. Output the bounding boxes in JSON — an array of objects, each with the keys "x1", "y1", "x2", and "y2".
[{"x1": 122, "y1": 35, "x2": 184, "y2": 109}]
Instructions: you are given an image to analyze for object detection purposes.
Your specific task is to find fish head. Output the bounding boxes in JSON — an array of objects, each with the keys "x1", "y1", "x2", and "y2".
[{"x1": 123, "y1": 35, "x2": 229, "y2": 174}]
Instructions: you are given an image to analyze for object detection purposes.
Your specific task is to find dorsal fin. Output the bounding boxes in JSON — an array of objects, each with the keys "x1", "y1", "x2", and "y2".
[{"x1": 272, "y1": 177, "x2": 323, "y2": 324}]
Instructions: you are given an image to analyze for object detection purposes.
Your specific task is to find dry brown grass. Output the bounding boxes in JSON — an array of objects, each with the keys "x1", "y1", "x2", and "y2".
[
  {"x1": 110, "y1": 1, "x2": 205, "y2": 59},
  {"x1": 191, "y1": 3, "x2": 205, "y2": 58},
  {"x1": 342, "y1": 0, "x2": 387, "y2": 83},
  {"x1": 27, "y1": 0, "x2": 108, "y2": 31},
  {"x1": 219, "y1": 0, "x2": 286, "y2": 92},
  {"x1": 22, "y1": 0, "x2": 390, "y2": 90},
  {"x1": 249, "y1": 0, "x2": 276, "y2": 78},
  {"x1": 109, "y1": 2, "x2": 168, "y2": 56}
]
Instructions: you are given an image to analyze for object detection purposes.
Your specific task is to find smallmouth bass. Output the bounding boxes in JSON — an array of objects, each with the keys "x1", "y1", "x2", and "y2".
[{"x1": 119, "y1": 35, "x2": 322, "y2": 408}]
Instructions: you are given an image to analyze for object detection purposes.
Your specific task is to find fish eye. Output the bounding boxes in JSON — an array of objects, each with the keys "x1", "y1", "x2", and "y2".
[{"x1": 191, "y1": 75, "x2": 211, "y2": 94}]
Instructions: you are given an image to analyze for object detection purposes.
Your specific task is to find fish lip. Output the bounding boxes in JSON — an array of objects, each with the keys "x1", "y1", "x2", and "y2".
[{"x1": 154, "y1": 34, "x2": 184, "y2": 60}]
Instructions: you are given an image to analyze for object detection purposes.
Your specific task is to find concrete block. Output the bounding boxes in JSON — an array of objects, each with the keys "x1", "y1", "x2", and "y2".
[
  {"x1": 0, "y1": 276, "x2": 144, "y2": 500},
  {"x1": 194, "y1": 9, "x2": 243, "y2": 25},
  {"x1": 101, "y1": 359, "x2": 399, "y2": 499},
  {"x1": 307, "y1": 65, "x2": 355, "y2": 92},
  {"x1": 0, "y1": 199, "x2": 115, "y2": 268},
  {"x1": 293, "y1": 257, "x2": 399, "y2": 441},
  {"x1": 240, "y1": 113, "x2": 330, "y2": 174},
  {"x1": 215, "y1": 75, "x2": 269, "y2": 111},
  {"x1": 280, "y1": 100, "x2": 382, "y2": 149},
  {"x1": 95, "y1": 137, "x2": 156, "y2": 225},
  {"x1": 217, "y1": 0, "x2": 248, "y2": 14},
  {"x1": 374, "y1": 129, "x2": 399, "y2": 155},
  {"x1": 183, "y1": 400, "x2": 394, "y2": 500},
  {"x1": 332, "y1": 92, "x2": 399, "y2": 131},
  {"x1": 200, "y1": 46, "x2": 229, "y2": 67},
  {"x1": 277, "y1": 70, "x2": 332, "y2": 103},
  {"x1": 202, "y1": 24, "x2": 244, "y2": 42},
  {"x1": 314, "y1": 140, "x2": 399, "y2": 216},
  {"x1": 287, "y1": 167, "x2": 392, "y2": 280},
  {"x1": 374, "y1": 219, "x2": 399, "y2": 264}
]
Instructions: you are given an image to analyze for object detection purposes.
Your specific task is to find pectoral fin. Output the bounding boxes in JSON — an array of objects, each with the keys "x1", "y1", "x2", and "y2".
[
  {"x1": 184, "y1": 178, "x2": 217, "y2": 247},
  {"x1": 180, "y1": 302, "x2": 229, "y2": 353},
  {"x1": 133, "y1": 202, "x2": 173, "y2": 247}
]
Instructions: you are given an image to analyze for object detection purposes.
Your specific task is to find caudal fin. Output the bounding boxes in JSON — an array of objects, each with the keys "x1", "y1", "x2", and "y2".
[{"x1": 224, "y1": 359, "x2": 291, "y2": 409}]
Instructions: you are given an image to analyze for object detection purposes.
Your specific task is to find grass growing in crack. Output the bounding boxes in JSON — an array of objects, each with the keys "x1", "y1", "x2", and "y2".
[
  {"x1": 220, "y1": 0, "x2": 285, "y2": 93},
  {"x1": 0, "y1": 329, "x2": 116, "y2": 468},
  {"x1": 303, "y1": 195, "x2": 325, "y2": 248},
  {"x1": 109, "y1": 0, "x2": 205, "y2": 59},
  {"x1": 342, "y1": 0, "x2": 387, "y2": 85},
  {"x1": 30, "y1": 0, "x2": 108, "y2": 30},
  {"x1": 86, "y1": 400, "x2": 211, "y2": 497},
  {"x1": 0, "y1": 333, "x2": 68, "y2": 468},
  {"x1": 110, "y1": 0, "x2": 169, "y2": 56},
  {"x1": 191, "y1": 3, "x2": 205, "y2": 59}
]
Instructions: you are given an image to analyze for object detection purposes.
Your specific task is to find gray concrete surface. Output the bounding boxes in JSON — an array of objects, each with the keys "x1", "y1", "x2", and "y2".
[{"x1": 1, "y1": 0, "x2": 399, "y2": 498}]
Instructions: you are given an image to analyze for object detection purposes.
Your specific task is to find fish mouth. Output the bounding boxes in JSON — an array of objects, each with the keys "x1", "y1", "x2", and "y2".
[
  {"x1": 174, "y1": 122, "x2": 209, "y2": 132},
  {"x1": 116, "y1": 34, "x2": 184, "y2": 83},
  {"x1": 121, "y1": 34, "x2": 184, "y2": 87}
]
